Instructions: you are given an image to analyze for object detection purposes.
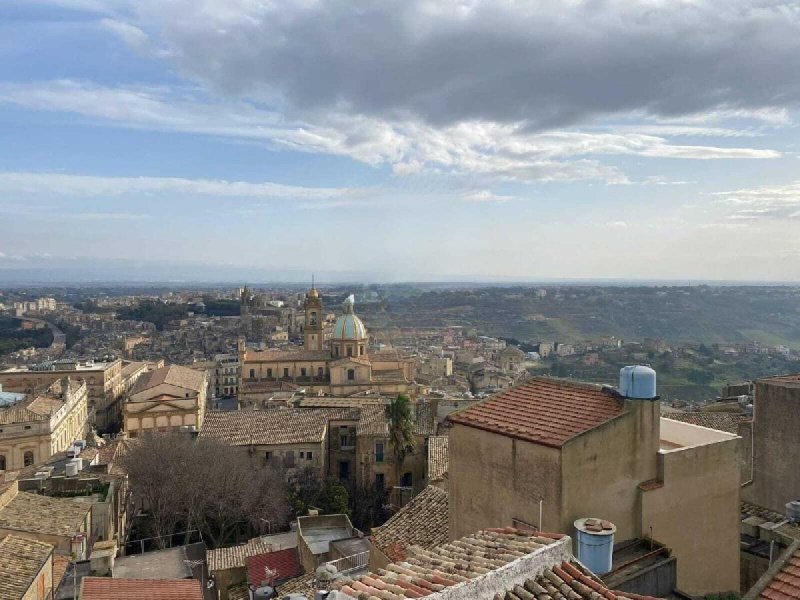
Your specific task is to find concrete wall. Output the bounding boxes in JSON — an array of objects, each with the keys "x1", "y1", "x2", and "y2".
[
  {"x1": 745, "y1": 379, "x2": 800, "y2": 513},
  {"x1": 640, "y1": 435, "x2": 741, "y2": 595},
  {"x1": 448, "y1": 423, "x2": 562, "y2": 539},
  {"x1": 561, "y1": 401, "x2": 660, "y2": 540}
]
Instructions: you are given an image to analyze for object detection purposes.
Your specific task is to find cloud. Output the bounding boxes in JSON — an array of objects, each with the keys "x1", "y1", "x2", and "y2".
[
  {"x1": 606, "y1": 221, "x2": 629, "y2": 229},
  {"x1": 714, "y1": 182, "x2": 800, "y2": 221},
  {"x1": 0, "y1": 81, "x2": 780, "y2": 185},
  {"x1": 0, "y1": 172, "x2": 360, "y2": 200},
  {"x1": 110, "y1": 0, "x2": 800, "y2": 130},
  {"x1": 99, "y1": 18, "x2": 149, "y2": 51},
  {"x1": 461, "y1": 190, "x2": 517, "y2": 203}
]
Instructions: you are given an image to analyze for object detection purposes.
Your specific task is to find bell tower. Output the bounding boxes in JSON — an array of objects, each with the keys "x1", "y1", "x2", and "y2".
[{"x1": 304, "y1": 279, "x2": 324, "y2": 352}]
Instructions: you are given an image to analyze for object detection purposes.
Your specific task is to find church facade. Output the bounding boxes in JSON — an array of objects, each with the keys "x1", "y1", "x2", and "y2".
[{"x1": 239, "y1": 288, "x2": 417, "y2": 403}]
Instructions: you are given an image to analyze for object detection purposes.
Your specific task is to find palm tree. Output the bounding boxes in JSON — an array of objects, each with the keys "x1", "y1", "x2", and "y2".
[{"x1": 386, "y1": 394, "x2": 415, "y2": 487}]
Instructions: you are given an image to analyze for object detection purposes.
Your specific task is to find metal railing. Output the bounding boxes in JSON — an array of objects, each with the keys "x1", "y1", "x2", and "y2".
[{"x1": 322, "y1": 551, "x2": 369, "y2": 576}]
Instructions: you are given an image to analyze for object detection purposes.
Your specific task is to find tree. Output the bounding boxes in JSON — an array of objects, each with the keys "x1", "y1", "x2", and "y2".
[
  {"x1": 347, "y1": 481, "x2": 390, "y2": 531},
  {"x1": 122, "y1": 433, "x2": 289, "y2": 548},
  {"x1": 317, "y1": 479, "x2": 349, "y2": 515},
  {"x1": 386, "y1": 394, "x2": 415, "y2": 486}
]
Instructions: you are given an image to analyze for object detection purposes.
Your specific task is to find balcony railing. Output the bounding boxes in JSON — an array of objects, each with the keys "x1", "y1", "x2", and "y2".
[{"x1": 322, "y1": 551, "x2": 369, "y2": 576}]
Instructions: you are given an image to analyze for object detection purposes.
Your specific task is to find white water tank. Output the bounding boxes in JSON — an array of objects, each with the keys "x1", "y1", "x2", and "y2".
[
  {"x1": 65, "y1": 461, "x2": 79, "y2": 477},
  {"x1": 619, "y1": 365, "x2": 657, "y2": 399}
]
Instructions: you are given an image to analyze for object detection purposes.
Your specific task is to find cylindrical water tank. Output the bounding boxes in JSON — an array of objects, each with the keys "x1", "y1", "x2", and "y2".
[
  {"x1": 574, "y1": 518, "x2": 616, "y2": 575},
  {"x1": 619, "y1": 365, "x2": 656, "y2": 399},
  {"x1": 65, "y1": 461, "x2": 79, "y2": 477}
]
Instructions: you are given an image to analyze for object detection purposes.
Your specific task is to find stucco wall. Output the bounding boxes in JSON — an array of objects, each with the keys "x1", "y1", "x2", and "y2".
[
  {"x1": 641, "y1": 437, "x2": 741, "y2": 595},
  {"x1": 745, "y1": 380, "x2": 800, "y2": 513},
  {"x1": 561, "y1": 401, "x2": 660, "y2": 540},
  {"x1": 448, "y1": 423, "x2": 562, "y2": 540}
]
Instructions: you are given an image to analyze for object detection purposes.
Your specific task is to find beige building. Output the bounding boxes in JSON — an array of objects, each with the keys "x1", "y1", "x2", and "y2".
[
  {"x1": 239, "y1": 290, "x2": 417, "y2": 403},
  {"x1": 742, "y1": 374, "x2": 800, "y2": 514},
  {"x1": 0, "y1": 378, "x2": 89, "y2": 471},
  {"x1": 0, "y1": 534, "x2": 54, "y2": 600},
  {"x1": 447, "y1": 375, "x2": 741, "y2": 595},
  {"x1": 0, "y1": 358, "x2": 144, "y2": 433},
  {"x1": 124, "y1": 364, "x2": 208, "y2": 437}
]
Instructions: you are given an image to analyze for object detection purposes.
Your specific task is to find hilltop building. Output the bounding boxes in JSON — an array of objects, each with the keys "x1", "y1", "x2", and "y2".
[
  {"x1": 239, "y1": 289, "x2": 417, "y2": 402},
  {"x1": 447, "y1": 369, "x2": 741, "y2": 595}
]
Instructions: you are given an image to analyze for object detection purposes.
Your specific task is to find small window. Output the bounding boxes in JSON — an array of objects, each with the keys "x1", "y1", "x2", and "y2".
[
  {"x1": 347, "y1": 346, "x2": 353, "y2": 357},
  {"x1": 360, "y1": 346, "x2": 364, "y2": 356},
  {"x1": 265, "y1": 451, "x2": 272, "y2": 461},
  {"x1": 0, "y1": 455, "x2": 6, "y2": 470},
  {"x1": 306, "y1": 451, "x2": 313, "y2": 460},
  {"x1": 249, "y1": 369, "x2": 255, "y2": 378},
  {"x1": 23, "y1": 451, "x2": 34, "y2": 467},
  {"x1": 300, "y1": 368, "x2": 307, "y2": 378},
  {"x1": 375, "y1": 442, "x2": 384, "y2": 463},
  {"x1": 267, "y1": 368, "x2": 273, "y2": 378},
  {"x1": 375, "y1": 473, "x2": 385, "y2": 487},
  {"x1": 283, "y1": 368, "x2": 289, "y2": 378},
  {"x1": 317, "y1": 367, "x2": 324, "y2": 378},
  {"x1": 24, "y1": 425, "x2": 32, "y2": 430},
  {"x1": 347, "y1": 368, "x2": 355, "y2": 381},
  {"x1": 299, "y1": 451, "x2": 305, "y2": 459},
  {"x1": 335, "y1": 346, "x2": 340, "y2": 357}
]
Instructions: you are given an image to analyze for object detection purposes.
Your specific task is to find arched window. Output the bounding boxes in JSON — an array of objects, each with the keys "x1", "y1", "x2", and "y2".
[
  {"x1": 309, "y1": 311, "x2": 317, "y2": 326},
  {"x1": 23, "y1": 451, "x2": 34, "y2": 467},
  {"x1": 0, "y1": 455, "x2": 6, "y2": 470}
]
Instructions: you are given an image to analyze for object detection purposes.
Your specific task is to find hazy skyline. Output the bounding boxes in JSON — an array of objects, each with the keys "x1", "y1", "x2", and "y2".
[{"x1": 2, "y1": 1, "x2": 800, "y2": 282}]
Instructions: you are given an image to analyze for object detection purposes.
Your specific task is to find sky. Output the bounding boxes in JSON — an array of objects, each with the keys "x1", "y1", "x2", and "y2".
[{"x1": 1, "y1": 0, "x2": 800, "y2": 283}]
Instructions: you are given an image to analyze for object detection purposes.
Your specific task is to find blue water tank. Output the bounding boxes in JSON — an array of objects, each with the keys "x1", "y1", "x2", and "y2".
[
  {"x1": 574, "y1": 518, "x2": 616, "y2": 575},
  {"x1": 618, "y1": 365, "x2": 657, "y2": 399}
]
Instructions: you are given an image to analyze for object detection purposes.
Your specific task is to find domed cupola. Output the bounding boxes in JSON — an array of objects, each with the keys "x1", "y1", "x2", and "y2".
[{"x1": 331, "y1": 295, "x2": 368, "y2": 358}]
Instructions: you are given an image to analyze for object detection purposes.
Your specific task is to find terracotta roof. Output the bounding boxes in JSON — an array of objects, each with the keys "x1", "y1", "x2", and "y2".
[
  {"x1": 80, "y1": 577, "x2": 203, "y2": 600},
  {"x1": 200, "y1": 408, "x2": 357, "y2": 446},
  {"x1": 244, "y1": 349, "x2": 330, "y2": 362},
  {"x1": 275, "y1": 572, "x2": 315, "y2": 598},
  {"x1": 447, "y1": 377, "x2": 625, "y2": 448},
  {"x1": 52, "y1": 555, "x2": 70, "y2": 594},
  {"x1": 131, "y1": 364, "x2": 207, "y2": 396},
  {"x1": 0, "y1": 535, "x2": 53, "y2": 600},
  {"x1": 427, "y1": 436, "x2": 448, "y2": 482},
  {"x1": 207, "y1": 538, "x2": 274, "y2": 572},
  {"x1": 0, "y1": 406, "x2": 48, "y2": 425},
  {"x1": 496, "y1": 559, "x2": 664, "y2": 600},
  {"x1": 332, "y1": 528, "x2": 567, "y2": 599},
  {"x1": 758, "y1": 544, "x2": 800, "y2": 600},
  {"x1": 246, "y1": 548, "x2": 301, "y2": 587},
  {"x1": 0, "y1": 490, "x2": 90, "y2": 537},
  {"x1": 371, "y1": 486, "x2": 449, "y2": 562},
  {"x1": 661, "y1": 410, "x2": 746, "y2": 434},
  {"x1": 356, "y1": 403, "x2": 436, "y2": 437}
]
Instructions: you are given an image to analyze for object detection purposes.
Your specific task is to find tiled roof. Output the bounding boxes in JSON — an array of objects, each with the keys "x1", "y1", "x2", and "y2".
[
  {"x1": 371, "y1": 486, "x2": 449, "y2": 562},
  {"x1": 80, "y1": 577, "x2": 203, "y2": 600},
  {"x1": 427, "y1": 436, "x2": 448, "y2": 482},
  {"x1": 246, "y1": 548, "x2": 301, "y2": 587},
  {"x1": 26, "y1": 395, "x2": 66, "y2": 416},
  {"x1": 207, "y1": 538, "x2": 274, "y2": 572},
  {"x1": 332, "y1": 528, "x2": 567, "y2": 599},
  {"x1": 275, "y1": 572, "x2": 315, "y2": 598},
  {"x1": 758, "y1": 545, "x2": 800, "y2": 600},
  {"x1": 356, "y1": 403, "x2": 436, "y2": 437},
  {"x1": 0, "y1": 406, "x2": 48, "y2": 425},
  {"x1": 0, "y1": 535, "x2": 53, "y2": 600},
  {"x1": 0, "y1": 490, "x2": 90, "y2": 537},
  {"x1": 661, "y1": 410, "x2": 746, "y2": 434},
  {"x1": 200, "y1": 408, "x2": 357, "y2": 446},
  {"x1": 495, "y1": 559, "x2": 663, "y2": 600},
  {"x1": 52, "y1": 555, "x2": 70, "y2": 593},
  {"x1": 131, "y1": 364, "x2": 207, "y2": 396},
  {"x1": 447, "y1": 377, "x2": 625, "y2": 448}
]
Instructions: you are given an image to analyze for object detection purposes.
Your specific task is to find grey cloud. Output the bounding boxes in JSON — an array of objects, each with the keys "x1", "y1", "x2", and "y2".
[
  {"x1": 128, "y1": 0, "x2": 800, "y2": 129},
  {"x1": 715, "y1": 182, "x2": 800, "y2": 220}
]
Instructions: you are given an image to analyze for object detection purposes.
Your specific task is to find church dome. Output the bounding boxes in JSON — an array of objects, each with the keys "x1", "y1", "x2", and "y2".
[
  {"x1": 331, "y1": 294, "x2": 368, "y2": 340},
  {"x1": 332, "y1": 314, "x2": 368, "y2": 340}
]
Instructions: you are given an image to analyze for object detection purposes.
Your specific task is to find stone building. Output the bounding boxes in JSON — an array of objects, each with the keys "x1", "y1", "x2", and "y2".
[
  {"x1": 239, "y1": 290, "x2": 417, "y2": 403},
  {"x1": 124, "y1": 364, "x2": 208, "y2": 437},
  {"x1": 0, "y1": 534, "x2": 54, "y2": 600},
  {"x1": 447, "y1": 376, "x2": 741, "y2": 595},
  {"x1": 0, "y1": 378, "x2": 89, "y2": 471},
  {"x1": 0, "y1": 358, "x2": 145, "y2": 433}
]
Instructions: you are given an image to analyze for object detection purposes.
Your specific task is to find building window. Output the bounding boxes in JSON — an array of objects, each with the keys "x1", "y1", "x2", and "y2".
[
  {"x1": 339, "y1": 461, "x2": 350, "y2": 480},
  {"x1": 306, "y1": 451, "x2": 313, "y2": 460},
  {"x1": 347, "y1": 368, "x2": 355, "y2": 381},
  {"x1": 300, "y1": 368, "x2": 307, "y2": 378},
  {"x1": 249, "y1": 369, "x2": 255, "y2": 378},
  {"x1": 0, "y1": 455, "x2": 5, "y2": 470},
  {"x1": 375, "y1": 473, "x2": 385, "y2": 487},
  {"x1": 265, "y1": 451, "x2": 272, "y2": 461},
  {"x1": 401, "y1": 472, "x2": 413, "y2": 487},
  {"x1": 347, "y1": 347, "x2": 353, "y2": 357},
  {"x1": 267, "y1": 368, "x2": 273, "y2": 378},
  {"x1": 23, "y1": 451, "x2": 34, "y2": 467},
  {"x1": 283, "y1": 368, "x2": 290, "y2": 378},
  {"x1": 360, "y1": 346, "x2": 364, "y2": 356},
  {"x1": 318, "y1": 367, "x2": 324, "y2": 378},
  {"x1": 340, "y1": 426, "x2": 353, "y2": 448},
  {"x1": 375, "y1": 442, "x2": 384, "y2": 463},
  {"x1": 334, "y1": 346, "x2": 340, "y2": 357}
]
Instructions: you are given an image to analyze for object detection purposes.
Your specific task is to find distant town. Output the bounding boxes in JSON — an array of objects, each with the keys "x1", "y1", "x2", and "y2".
[{"x1": 0, "y1": 283, "x2": 799, "y2": 599}]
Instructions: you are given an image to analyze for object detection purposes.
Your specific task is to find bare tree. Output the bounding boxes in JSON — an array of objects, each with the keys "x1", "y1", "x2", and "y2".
[{"x1": 122, "y1": 432, "x2": 289, "y2": 548}]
